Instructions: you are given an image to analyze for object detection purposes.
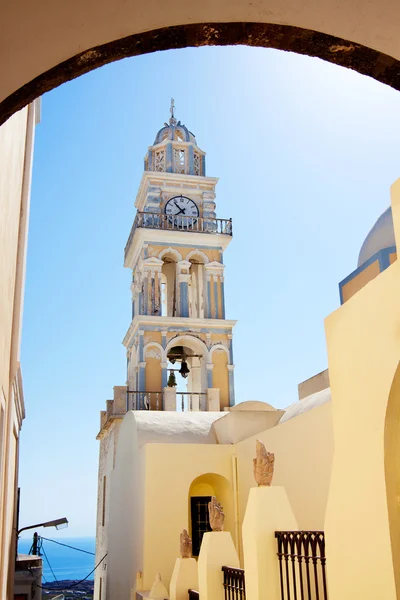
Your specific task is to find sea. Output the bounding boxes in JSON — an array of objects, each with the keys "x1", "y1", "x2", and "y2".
[{"x1": 18, "y1": 536, "x2": 96, "y2": 582}]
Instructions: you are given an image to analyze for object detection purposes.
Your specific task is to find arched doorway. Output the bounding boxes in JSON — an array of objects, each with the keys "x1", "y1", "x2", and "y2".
[{"x1": 188, "y1": 473, "x2": 234, "y2": 556}]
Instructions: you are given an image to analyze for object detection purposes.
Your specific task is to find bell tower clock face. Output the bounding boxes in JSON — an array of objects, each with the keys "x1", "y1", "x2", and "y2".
[{"x1": 165, "y1": 196, "x2": 199, "y2": 220}]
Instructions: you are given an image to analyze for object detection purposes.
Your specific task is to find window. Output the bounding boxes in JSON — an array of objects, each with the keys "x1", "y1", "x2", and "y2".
[
  {"x1": 190, "y1": 496, "x2": 212, "y2": 556},
  {"x1": 174, "y1": 148, "x2": 185, "y2": 174},
  {"x1": 194, "y1": 152, "x2": 201, "y2": 176},
  {"x1": 155, "y1": 150, "x2": 165, "y2": 172}
]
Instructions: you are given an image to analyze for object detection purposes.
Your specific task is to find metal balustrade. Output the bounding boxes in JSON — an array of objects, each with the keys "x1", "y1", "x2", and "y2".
[
  {"x1": 178, "y1": 392, "x2": 207, "y2": 412},
  {"x1": 126, "y1": 391, "x2": 163, "y2": 411},
  {"x1": 124, "y1": 212, "x2": 232, "y2": 260},
  {"x1": 275, "y1": 531, "x2": 328, "y2": 600},
  {"x1": 126, "y1": 390, "x2": 207, "y2": 411},
  {"x1": 222, "y1": 566, "x2": 246, "y2": 600}
]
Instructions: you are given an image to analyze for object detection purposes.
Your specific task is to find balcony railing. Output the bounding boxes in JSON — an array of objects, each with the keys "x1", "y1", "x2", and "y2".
[
  {"x1": 125, "y1": 212, "x2": 233, "y2": 260},
  {"x1": 127, "y1": 390, "x2": 207, "y2": 412},
  {"x1": 222, "y1": 566, "x2": 246, "y2": 600},
  {"x1": 275, "y1": 531, "x2": 328, "y2": 600}
]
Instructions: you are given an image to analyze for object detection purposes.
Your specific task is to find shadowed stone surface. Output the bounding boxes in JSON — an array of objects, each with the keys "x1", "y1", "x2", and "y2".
[{"x1": 1, "y1": 22, "x2": 400, "y2": 127}]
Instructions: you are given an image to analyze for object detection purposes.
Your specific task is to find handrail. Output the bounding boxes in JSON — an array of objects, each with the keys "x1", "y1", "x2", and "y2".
[{"x1": 125, "y1": 212, "x2": 232, "y2": 260}]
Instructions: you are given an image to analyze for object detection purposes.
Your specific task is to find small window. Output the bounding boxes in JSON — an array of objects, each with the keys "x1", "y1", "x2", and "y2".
[
  {"x1": 194, "y1": 152, "x2": 201, "y2": 176},
  {"x1": 174, "y1": 148, "x2": 185, "y2": 174},
  {"x1": 190, "y1": 496, "x2": 212, "y2": 556},
  {"x1": 155, "y1": 150, "x2": 165, "y2": 172}
]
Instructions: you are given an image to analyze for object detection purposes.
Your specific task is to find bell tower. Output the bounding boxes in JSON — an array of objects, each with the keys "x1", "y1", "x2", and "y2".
[{"x1": 123, "y1": 100, "x2": 236, "y2": 411}]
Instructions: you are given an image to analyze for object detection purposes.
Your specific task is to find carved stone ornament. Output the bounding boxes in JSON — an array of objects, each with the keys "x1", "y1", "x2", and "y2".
[
  {"x1": 180, "y1": 529, "x2": 192, "y2": 558},
  {"x1": 253, "y1": 440, "x2": 275, "y2": 487},
  {"x1": 208, "y1": 496, "x2": 225, "y2": 532}
]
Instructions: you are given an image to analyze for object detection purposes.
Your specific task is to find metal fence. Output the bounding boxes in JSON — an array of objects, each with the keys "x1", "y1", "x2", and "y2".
[
  {"x1": 275, "y1": 531, "x2": 328, "y2": 600},
  {"x1": 222, "y1": 566, "x2": 246, "y2": 600},
  {"x1": 125, "y1": 212, "x2": 232, "y2": 260},
  {"x1": 188, "y1": 590, "x2": 199, "y2": 600}
]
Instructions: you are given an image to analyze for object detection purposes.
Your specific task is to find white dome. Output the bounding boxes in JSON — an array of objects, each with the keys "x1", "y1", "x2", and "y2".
[{"x1": 357, "y1": 207, "x2": 396, "y2": 267}]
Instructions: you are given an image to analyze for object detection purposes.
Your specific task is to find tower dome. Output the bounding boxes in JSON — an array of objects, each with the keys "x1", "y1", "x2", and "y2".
[
  {"x1": 153, "y1": 121, "x2": 197, "y2": 145},
  {"x1": 357, "y1": 207, "x2": 396, "y2": 267},
  {"x1": 144, "y1": 99, "x2": 205, "y2": 176}
]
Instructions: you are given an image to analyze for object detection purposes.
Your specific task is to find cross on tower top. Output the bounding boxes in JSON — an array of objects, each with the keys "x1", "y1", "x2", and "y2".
[{"x1": 169, "y1": 97, "x2": 177, "y2": 125}]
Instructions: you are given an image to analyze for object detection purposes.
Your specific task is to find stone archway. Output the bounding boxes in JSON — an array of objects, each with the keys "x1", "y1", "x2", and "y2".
[{"x1": 2, "y1": 14, "x2": 400, "y2": 127}]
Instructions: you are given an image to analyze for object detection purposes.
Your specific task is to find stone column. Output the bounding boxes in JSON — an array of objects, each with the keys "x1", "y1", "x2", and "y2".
[
  {"x1": 220, "y1": 276, "x2": 226, "y2": 319},
  {"x1": 206, "y1": 274, "x2": 212, "y2": 318},
  {"x1": 164, "y1": 387, "x2": 176, "y2": 411},
  {"x1": 138, "y1": 331, "x2": 146, "y2": 397},
  {"x1": 206, "y1": 363, "x2": 214, "y2": 389},
  {"x1": 242, "y1": 486, "x2": 298, "y2": 600},
  {"x1": 207, "y1": 388, "x2": 220, "y2": 411},
  {"x1": 213, "y1": 275, "x2": 219, "y2": 319},
  {"x1": 198, "y1": 531, "x2": 239, "y2": 600},
  {"x1": 170, "y1": 558, "x2": 198, "y2": 600},
  {"x1": 227, "y1": 364, "x2": 235, "y2": 407},
  {"x1": 138, "y1": 362, "x2": 146, "y2": 396},
  {"x1": 143, "y1": 271, "x2": 149, "y2": 315},
  {"x1": 176, "y1": 261, "x2": 192, "y2": 317},
  {"x1": 161, "y1": 361, "x2": 168, "y2": 391}
]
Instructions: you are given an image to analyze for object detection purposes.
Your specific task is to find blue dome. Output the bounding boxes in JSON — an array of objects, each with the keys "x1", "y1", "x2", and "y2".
[{"x1": 358, "y1": 207, "x2": 396, "y2": 267}]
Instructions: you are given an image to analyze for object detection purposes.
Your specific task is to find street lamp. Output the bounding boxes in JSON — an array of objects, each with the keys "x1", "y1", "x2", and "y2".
[
  {"x1": 16, "y1": 517, "x2": 68, "y2": 557},
  {"x1": 17, "y1": 517, "x2": 68, "y2": 536}
]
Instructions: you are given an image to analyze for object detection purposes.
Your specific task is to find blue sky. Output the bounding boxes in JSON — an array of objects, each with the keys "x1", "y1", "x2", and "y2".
[{"x1": 18, "y1": 45, "x2": 400, "y2": 538}]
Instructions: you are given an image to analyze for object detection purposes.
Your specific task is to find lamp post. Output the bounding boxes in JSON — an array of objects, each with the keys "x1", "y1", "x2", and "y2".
[
  {"x1": 17, "y1": 517, "x2": 68, "y2": 537},
  {"x1": 17, "y1": 518, "x2": 68, "y2": 556}
]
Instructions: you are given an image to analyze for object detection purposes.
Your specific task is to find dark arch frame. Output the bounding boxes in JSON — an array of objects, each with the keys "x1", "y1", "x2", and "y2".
[{"x1": 1, "y1": 21, "x2": 400, "y2": 127}]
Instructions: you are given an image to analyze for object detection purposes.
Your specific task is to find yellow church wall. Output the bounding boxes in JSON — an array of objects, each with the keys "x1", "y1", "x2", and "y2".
[
  {"x1": 141, "y1": 443, "x2": 236, "y2": 590},
  {"x1": 145, "y1": 357, "x2": 162, "y2": 399},
  {"x1": 323, "y1": 178, "x2": 400, "y2": 600},
  {"x1": 210, "y1": 334, "x2": 229, "y2": 346},
  {"x1": 235, "y1": 402, "x2": 333, "y2": 546},
  {"x1": 144, "y1": 331, "x2": 162, "y2": 345},
  {"x1": 340, "y1": 259, "x2": 380, "y2": 302},
  {"x1": 212, "y1": 350, "x2": 229, "y2": 408}
]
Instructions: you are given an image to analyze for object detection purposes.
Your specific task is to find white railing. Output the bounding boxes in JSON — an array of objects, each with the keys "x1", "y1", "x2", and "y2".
[{"x1": 126, "y1": 390, "x2": 207, "y2": 412}]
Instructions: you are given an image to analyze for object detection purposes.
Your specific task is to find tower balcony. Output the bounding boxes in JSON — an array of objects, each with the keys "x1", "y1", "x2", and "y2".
[{"x1": 124, "y1": 212, "x2": 233, "y2": 262}]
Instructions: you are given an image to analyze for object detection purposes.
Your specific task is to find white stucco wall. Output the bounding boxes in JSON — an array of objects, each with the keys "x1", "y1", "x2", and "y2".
[{"x1": 0, "y1": 103, "x2": 37, "y2": 598}]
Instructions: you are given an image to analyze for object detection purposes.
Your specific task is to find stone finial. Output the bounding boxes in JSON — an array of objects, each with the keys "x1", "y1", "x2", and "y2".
[
  {"x1": 149, "y1": 572, "x2": 169, "y2": 599},
  {"x1": 253, "y1": 440, "x2": 275, "y2": 486},
  {"x1": 180, "y1": 529, "x2": 192, "y2": 558},
  {"x1": 208, "y1": 496, "x2": 225, "y2": 532}
]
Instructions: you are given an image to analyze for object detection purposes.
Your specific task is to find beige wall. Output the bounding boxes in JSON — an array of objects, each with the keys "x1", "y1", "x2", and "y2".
[
  {"x1": 104, "y1": 401, "x2": 333, "y2": 599},
  {"x1": 341, "y1": 259, "x2": 381, "y2": 302},
  {"x1": 142, "y1": 444, "x2": 235, "y2": 590},
  {"x1": 0, "y1": 103, "x2": 38, "y2": 599},
  {"x1": 323, "y1": 178, "x2": 400, "y2": 600},
  {"x1": 107, "y1": 412, "x2": 147, "y2": 600},
  {"x1": 235, "y1": 402, "x2": 333, "y2": 535}
]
